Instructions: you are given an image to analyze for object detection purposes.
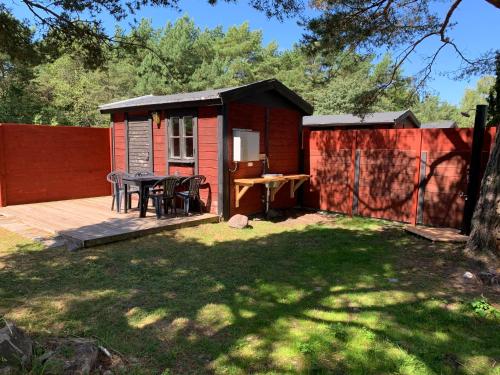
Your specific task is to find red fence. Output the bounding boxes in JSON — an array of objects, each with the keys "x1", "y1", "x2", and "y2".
[
  {"x1": 0, "y1": 124, "x2": 111, "y2": 207},
  {"x1": 303, "y1": 127, "x2": 497, "y2": 228}
]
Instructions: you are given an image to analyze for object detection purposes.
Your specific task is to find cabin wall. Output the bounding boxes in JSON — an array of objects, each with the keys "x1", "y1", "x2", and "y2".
[
  {"x1": 198, "y1": 107, "x2": 219, "y2": 215},
  {"x1": 227, "y1": 102, "x2": 301, "y2": 217},
  {"x1": 111, "y1": 107, "x2": 219, "y2": 215},
  {"x1": 153, "y1": 112, "x2": 167, "y2": 175},
  {"x1": 112, "y1": 113, "x2": 126, "y2": 171}
]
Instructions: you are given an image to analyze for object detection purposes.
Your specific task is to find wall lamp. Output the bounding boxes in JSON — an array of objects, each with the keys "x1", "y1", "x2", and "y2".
[{"x1": 152, "y1": 111, "x2": 161, "y2": 128}]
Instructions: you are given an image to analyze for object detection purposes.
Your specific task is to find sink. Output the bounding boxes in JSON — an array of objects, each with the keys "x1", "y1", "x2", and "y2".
[{"x1": 261, "y1": 174, "x2": 283, "y2": 188}]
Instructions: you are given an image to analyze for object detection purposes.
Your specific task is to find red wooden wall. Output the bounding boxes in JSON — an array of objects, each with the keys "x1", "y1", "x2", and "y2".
[
  {"x1": 0, "y1": 124, "x2": 111, "y2": 207},
  {"x1": 227, "y1": 102, "x2": 301, "y2": 216},
  {"x1": 198, "y1": 107, "x2": 219, "y2": 214},
  {"x1": 112, "y1": 113, "x2": 126, "y2": 171},
  {"x1": 304, "y1": 127, "x2": 496, "y2": 228},
  {"x1": 111, "y1": 107, "x2": 219, "y2": 214}
]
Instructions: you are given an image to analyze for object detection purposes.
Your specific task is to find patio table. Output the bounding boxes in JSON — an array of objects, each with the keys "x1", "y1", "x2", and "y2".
[{"x1": 122, "y1": 174, "x2": 166, "y2": 217}]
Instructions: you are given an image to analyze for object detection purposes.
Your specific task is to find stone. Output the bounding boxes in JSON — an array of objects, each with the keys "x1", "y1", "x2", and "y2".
[
  {"x1": 387, "y1": 278, "x2": 399, "y2": 283},
  {"x1": 463, "y1": 271, "x2": 475, "y2": 279},
  {"x1": 0, "y1": 321, "x2": 33, "y2": 368},
  {"x1": 227, "y1": 214, "x2": 249, "y2": 229},
  {"x1": 44, "y1": 338, "x2": 98, "y2": 375}
]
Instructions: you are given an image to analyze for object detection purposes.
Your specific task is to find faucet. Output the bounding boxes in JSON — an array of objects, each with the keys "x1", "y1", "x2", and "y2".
[{"x1": 262, "y1": 155, "x2": 269, "y2": 174}]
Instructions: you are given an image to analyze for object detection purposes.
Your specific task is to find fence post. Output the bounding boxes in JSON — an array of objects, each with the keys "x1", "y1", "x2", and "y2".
[
  {"x1": 352, "y1": 148, "x2": 361, "y2": 215},
  {"x1": 348, "y1": 130, "x2": 357, "y2": 216},
  {"x1": 0, "y1": 125, "x2": 6, "y2": 207},
  {"x1": 416, "y1": 151, "x2": 427, "y2": 224},
  {"x1": 410, "y1": 130, "x2": 424, "y2": 225}
]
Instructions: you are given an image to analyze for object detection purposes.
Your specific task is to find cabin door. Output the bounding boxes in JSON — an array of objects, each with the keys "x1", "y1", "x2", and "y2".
[{"x1": 127, "y1": 116, "x2": 153, "y2": 173}]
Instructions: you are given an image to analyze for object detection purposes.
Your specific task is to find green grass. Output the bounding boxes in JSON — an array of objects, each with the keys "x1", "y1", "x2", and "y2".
[{"x1": 0, "y1": 216, "x2": 498, "y2": 374}]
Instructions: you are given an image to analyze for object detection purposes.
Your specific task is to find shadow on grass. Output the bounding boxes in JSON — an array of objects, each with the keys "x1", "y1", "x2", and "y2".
[{"x1": 0, "y1": 222, "x2": 498, "y2": 374}]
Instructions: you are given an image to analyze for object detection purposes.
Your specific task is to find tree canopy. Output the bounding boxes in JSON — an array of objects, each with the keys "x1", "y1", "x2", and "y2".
[
  {"x1": 0, "y1": 16, "x2": 493, "y2": 127},
  {"x1": 1, "y1": 0, "x2": 498, "y2": 117}
]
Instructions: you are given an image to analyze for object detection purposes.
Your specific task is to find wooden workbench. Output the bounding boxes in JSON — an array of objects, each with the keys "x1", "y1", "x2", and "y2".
[{"x1": 233, "y1": 174, "x2": 310, "y2": 208}]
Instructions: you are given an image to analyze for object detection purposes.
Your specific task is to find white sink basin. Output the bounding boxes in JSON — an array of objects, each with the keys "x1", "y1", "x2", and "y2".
[
  {"x1": 261, "y1": 174, "x2": 283, "y2": 188},
  {"x1": 261, "y1": 173, "x2": 283, "y2": 178}
]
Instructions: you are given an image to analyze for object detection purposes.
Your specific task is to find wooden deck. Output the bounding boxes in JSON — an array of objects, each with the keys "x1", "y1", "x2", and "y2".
[
  {"x1": 405, "y1": 225, "x2": 468, "y2": 242},
  {"x1": 0, "y1": 196, "x2": 219, "y2": 249}
]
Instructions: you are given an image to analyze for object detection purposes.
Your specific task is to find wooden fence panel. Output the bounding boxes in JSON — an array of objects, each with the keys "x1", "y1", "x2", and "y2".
[
  {"x1": 303, "y1": 126, "x2": 497, "y2": 228},
  {"x1": 0, "y1": 124, "x2": 111, "y2": 206},
  {"x1": 303, "y1": 128, "x2": 356, "y2": 215}
]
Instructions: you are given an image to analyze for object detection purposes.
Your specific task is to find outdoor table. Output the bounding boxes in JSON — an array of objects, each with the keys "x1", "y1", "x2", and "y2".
[{"x1": 122, "y1": 174, "x2": 166, "y2": 217}]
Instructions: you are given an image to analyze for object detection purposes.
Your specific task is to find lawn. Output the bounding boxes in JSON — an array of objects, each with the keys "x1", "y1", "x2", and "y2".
[{"x1": 0, "y1": 215, "x2": 498, "y2": 374}]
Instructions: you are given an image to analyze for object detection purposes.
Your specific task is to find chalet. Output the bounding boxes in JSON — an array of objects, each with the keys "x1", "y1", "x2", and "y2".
[{"x1": 99, "y1": 79, "x2": 313, "y2": 219}]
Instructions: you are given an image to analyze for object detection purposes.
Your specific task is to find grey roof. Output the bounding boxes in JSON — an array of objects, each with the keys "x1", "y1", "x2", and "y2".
[
  {"x1": 420, "y1": 120, "x2": 457, "y2": 129},
  {"x1": 99, "y1": 79, "x2": 313, "y2": 114},
  {"x1": 303, "y1": 110, "x2": 420, "y2": 127}
]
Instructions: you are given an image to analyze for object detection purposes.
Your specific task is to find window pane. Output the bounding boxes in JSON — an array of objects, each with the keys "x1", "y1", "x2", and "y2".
[
  {"x1": 185, "y1": 137, "x2": 194, "y2": 158},
  {"x1": 171, "y1": 138, "x2": 180, "y2": 157},
  {"x1": 171, "y1": 117, "x2": 180, "y2": 136},
  {"x1": 184, "y1": 117, "x2": 193, "y2": 136}
]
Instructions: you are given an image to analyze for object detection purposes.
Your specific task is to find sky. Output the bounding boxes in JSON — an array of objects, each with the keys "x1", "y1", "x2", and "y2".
[{"x1": 9, "y1": 0, "x2": 500, "y2": 105}]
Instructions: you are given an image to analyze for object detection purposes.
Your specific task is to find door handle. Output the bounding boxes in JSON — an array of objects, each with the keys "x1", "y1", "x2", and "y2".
[{"x1": 146, "y1": 151, "x2": 150, "y2": 161}]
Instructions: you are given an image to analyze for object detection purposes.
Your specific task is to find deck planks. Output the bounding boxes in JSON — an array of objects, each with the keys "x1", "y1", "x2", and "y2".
[{"x1": 0, "y1": 196, "x2": 219, "y2": 248}]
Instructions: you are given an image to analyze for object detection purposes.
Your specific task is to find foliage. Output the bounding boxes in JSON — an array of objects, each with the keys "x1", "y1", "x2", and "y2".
[
  {"x1": 487, "y1": 52, "x2": 500, "y2": 125},
  {"x1": 453, "y1": 76, "x2": 494, "y2": 127},
  {"x1": 304, "y1": 0, "x2": 499, "y2": 113},
  {"x1": 0, "y1": 55, "x2": 44, "y2": 123},
  {"x1": 413, "y1": 95, "x2": 461, "y2": 126},
  {"x1": 0, "y1": 0, "x2": 302, "y2": 72},
  {"x1": 1, "y1": 16, "x2": 438, "y2": 126},
  {"x1": 469, "y1": 298, "x2": 500, "y2": 319},
  {"x1": 0, "y1": 13, "x2": 494, "y2": 126}
]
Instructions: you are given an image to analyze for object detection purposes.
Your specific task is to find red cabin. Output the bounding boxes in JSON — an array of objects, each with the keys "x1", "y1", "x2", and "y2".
[{"x1": 99, "y1": 79, "x2": 313, "y2": 219}]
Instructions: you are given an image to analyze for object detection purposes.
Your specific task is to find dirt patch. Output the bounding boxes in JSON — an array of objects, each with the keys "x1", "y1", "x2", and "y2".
[
  {"x1": 396, "y1": 238, "x2": 499, "y2": 305},
  {"x1": 253, "y1": 209, "x2": 339, "y2": 227}
]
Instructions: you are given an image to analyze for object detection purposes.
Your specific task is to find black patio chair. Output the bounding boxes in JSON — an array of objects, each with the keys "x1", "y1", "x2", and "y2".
[
  {"x1": 148, "y1": 176, "x2": 181, "y2": 219},
  {"x1": 106, "y1": 171, "x2": 140, "y2": 212},
  {"x1": 176, "y1": 175, "x2": 206, "y2": 215}
]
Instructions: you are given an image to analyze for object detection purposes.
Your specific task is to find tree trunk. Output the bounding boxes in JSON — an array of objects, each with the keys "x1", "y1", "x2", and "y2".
[{"x1": 466, "y1": 125, "x2": 500, "y2": 260}]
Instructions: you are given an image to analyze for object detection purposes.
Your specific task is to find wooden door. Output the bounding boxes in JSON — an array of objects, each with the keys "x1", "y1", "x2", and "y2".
[{"x1": 127, "y1": 118, "x2": 152, "y2": 173}]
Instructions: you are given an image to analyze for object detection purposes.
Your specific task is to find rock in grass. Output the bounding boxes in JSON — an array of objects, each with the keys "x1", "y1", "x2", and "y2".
[
  {"x1": 0, "y1": 321, "x2": 33, "y2": 368},
  {"x1": 44, "y1": 338, "x2": 98, "y2": 375},
  {"x1": 463, "y1": 271, "x2": 474, "y2": 280},
  {"x1": 228, "y1": 214, "x2": 249, "y2": 229}
]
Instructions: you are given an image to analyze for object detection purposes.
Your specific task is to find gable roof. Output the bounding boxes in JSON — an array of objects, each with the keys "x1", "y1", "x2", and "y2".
[
  {"x1": 99, "y1": 79, "x2": 313, "y2": 114},
  {"x1": 303, "y1": 110, "x2": 420, "y2": 127},
  {"x1": 420, "y1": 120, "x2": 457, "y2": 129}
]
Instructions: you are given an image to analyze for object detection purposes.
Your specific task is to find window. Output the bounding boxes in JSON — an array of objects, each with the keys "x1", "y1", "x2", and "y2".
[{"x1": 168, "y1": 115, "x2": 196, "y2": 160}]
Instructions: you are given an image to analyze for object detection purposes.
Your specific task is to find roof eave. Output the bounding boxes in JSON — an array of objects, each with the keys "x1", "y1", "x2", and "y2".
[
  {"x1": 220, "y1": 79, "x2": 314, "y2": 115},
  {"x1": 99, "y1": 98, "x2": 223, "y2": 114},
  {"x1": 303, "y1": 121, "x2": 395, "y2": 127},
  {"x1": 395, "y1": 110, "x2": 421, "y2": 127}
]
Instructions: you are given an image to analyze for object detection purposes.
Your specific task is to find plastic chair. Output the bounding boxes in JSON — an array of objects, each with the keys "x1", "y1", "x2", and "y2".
[
  {"x1": 176, "y1": 175, "x2": 206, "y2": 215},
  {"x1": 148, "y1": 177, "x2": 181, "y2": 218},
  {"x1": 106, "y1": 171, "x2": 140, "y2": 212}
]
